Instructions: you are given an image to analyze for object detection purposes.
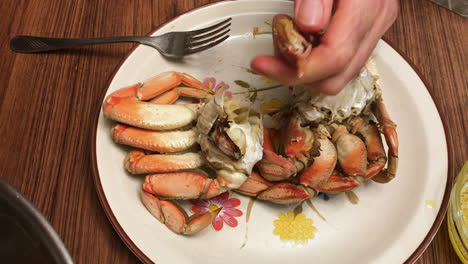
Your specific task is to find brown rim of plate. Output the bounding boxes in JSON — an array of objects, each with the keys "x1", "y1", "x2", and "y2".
[{"x1": 90, "y1": 2, "x2": 454, "y2": 264}]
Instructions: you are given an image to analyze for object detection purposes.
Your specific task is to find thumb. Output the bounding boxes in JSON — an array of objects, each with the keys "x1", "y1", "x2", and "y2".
[{"x1": 294, "y1": 0, "x2": 334, "y2": 33}]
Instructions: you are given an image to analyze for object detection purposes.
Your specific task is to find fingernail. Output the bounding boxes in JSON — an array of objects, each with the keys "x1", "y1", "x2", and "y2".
[{"x1": 295, "y1": 0, "x2": 323, "y2": 27}]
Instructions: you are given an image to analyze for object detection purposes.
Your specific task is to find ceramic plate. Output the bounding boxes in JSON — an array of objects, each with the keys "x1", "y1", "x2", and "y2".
[{"x1": 92, "y1": 1, "x2": 450, "y2": 263}]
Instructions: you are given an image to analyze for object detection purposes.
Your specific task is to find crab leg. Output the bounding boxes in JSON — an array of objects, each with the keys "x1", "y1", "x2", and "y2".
[
  {"x1": 256, "y1": 128, "x2": 298, "y2": 181},
  {"x1": 299, "y1": 130, "x2": 337, "y2": 190},
  {"x1": 143, "y1": 170, "x2": 227, "y2": 200},
  {"x1": 371, "y1": 97, "x2": 399, "y2": 183},
  {"x1": 319, "y1": 173, "x2": 362, "y2": 193},
  {"x1": 141, "y1": 190, "x2": 221, "y2": 235},
  {"x1": 104, "y1": 99, "x2": 201, "y2": 130},
  {"x1": 235, "y1": 171, "x2": 273, "y2": 196},
  {"x1": 125, "y1": 150, "x2": 205, "y2": 174},
  {"x1": 136, "y1": 71, "x2": 210, "y2": 100},
  {"x1": 103, "y1": 71, "x2": 211, "y2": 130},
  {"x1": 150, "y1": 87, "x2": 210, "y2": 104},
  {"x1": 349, "y1": 118, "x2": 388, "y2": 180},
  {"x1": 235, "y1": 171, "x2": 314, "y2": 205},
  {"x1": 112, "y1": 124, "x2": 197, "y2": 152},
  {"x1": 331, "y1": 125, "x2": 367, "y2": 178}
]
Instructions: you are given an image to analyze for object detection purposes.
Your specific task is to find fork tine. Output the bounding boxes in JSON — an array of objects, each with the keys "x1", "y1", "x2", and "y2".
[
  {"x1": 184, "y1": 35, "x2": 229, "y2": 55},
  {"x1": 190, "y1": 23, "x2": 230, "y2": 42},
  {"x1": 190, "y1": 29, "x2": 230, "y2": 47},
  {"x1": 189, "y1": 18, "x2": 232, "y2": 36}
]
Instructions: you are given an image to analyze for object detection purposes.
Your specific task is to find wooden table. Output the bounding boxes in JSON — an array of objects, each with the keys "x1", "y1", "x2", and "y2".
[{"x1": 0, "y1": 0, "x2": 466, "y2": 263}]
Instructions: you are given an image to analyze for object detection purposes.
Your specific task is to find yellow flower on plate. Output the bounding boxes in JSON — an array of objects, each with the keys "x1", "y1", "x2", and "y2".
[
  {"x1": 260, "y1": 75, "x2": 275, "y2": 83},
  {"x1": 273, "y1": 211, "x2": 317, "y2": 243},
  {"x1": 261, "y1": 98, "x2": 284, "y2": 112}
]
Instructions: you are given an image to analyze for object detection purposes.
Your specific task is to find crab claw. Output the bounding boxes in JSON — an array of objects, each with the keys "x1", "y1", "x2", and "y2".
[
  {"x1": 272, "y1": 14, "x2": 314, "y2": 77},
  {"x1": 141, "y1": 190, "x2": 221, "y2": 235}
]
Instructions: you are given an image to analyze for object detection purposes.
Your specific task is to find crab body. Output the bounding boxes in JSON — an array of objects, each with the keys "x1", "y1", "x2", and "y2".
[{"x1": 249, "y1": 58, "x2": 399, "y2": 204}]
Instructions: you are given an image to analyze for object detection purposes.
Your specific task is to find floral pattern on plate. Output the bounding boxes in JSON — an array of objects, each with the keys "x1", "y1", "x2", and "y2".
[{"x1": 190, "y1": 192, "x2": 243, "y2": 231}]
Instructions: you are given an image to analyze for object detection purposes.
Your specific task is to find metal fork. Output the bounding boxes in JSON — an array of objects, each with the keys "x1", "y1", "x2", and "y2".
[{"x1": 10, "y1": 18, "x2": 232, "y2": 58}]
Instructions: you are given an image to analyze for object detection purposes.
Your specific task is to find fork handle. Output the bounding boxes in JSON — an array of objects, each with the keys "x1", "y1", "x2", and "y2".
[{"x1": 10, "y1": 35, "x2": 152, "y2": 53}]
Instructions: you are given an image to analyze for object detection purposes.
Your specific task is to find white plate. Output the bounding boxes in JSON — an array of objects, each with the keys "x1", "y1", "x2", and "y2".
[{"x1": 92, "y1": 1, "x2": 449, "y2": 263}]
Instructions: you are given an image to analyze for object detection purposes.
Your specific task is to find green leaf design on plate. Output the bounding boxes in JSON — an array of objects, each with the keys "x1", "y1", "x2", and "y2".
[
  {"x1": 249, "y1": 91, "x2": 257, "y2": 103},
  {"x1": 235, "y1": 80, "x2": 251, "y2": 89}
]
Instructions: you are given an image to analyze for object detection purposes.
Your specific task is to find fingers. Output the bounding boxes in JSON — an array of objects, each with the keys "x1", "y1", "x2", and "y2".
[
  {"x1": 251, "y1": 0, "x2": 399, "y2": 95},
  {"x1": 311, "y1": 1, "x2": 399, "y2": 94},
  {"x1": 295, "y1": 1, "x2": 380, "y2": 86},
  {"x1": 294, "y1": 0, "x2": 334, "y2": 33}
]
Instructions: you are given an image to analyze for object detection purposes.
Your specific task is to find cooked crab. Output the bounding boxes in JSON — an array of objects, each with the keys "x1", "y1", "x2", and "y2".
[
  {"x1": 234, "y1": 15, "x2": 399, "y2": 205},
  {"x1": 103, "y1": 76, "x2": 264, "y2": 235}
]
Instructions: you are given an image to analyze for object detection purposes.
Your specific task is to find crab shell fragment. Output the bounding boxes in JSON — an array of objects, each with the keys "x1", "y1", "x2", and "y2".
[
  {"x1": 272, "y1": 14, "x2": 316, "y2": 77},
  {"x1": 196, "y1": 90, "x2": 264, "y2": 189}
]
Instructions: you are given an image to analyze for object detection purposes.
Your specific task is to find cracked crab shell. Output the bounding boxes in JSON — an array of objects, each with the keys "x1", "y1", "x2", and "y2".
[{"x1": 196, "y1": 90, "x2": 264, "y2": 189}]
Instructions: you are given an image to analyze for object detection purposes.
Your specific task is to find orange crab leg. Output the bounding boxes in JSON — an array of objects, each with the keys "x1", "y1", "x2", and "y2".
[
  {"x1": 371, "y1": 98, "x2": 399, "y2": 183},
  {"x1": 256, "y1": 128, "x2": 298, "y2": 181},
  {"x1": 235, "y1": 171, "x2": 273, "y2": 196},
  {"x1": 103, "y1": 98, "x2": 201, "y2": 130},
  {"x1": 319, "y1": 174, "x2": 362, "y2": 193},
  {"x1": 257, "y1": 182, "x2": 313, "y2": 204},
  {"x1": 104, "y1": 83, "x2": 140, "y2": 102},
  {"x1": 137, "y1": 72, "x2": 211, "y2": 101},
  {"x1": 149, "y1": 90, "x2": 180, "y2": 104},
  {"x1": 125, "y1": 150, "x2": 205, "y2": 174},
  {"x1": 141, "y1": 190, "x2": 221, "y2": 235},
  {"x1": 256, "y1": 147, "x2": 297, "y2": 182},
  {"x1": 283, "y1": 113, "x2": 315, "y2": 164},
  {"x1": 350, "y1": 118, "x2": 388, "y2": 181},
  {"x1": 332, "y1": 125, "x2": 367, "y2": 177},
  {"x1": 149, "y1": 87, "x2": 211, "y2": 104},
  {"x1": 180, "y1": 73, "x2": 210, "y2": 91},
  {"x1": 112, "y1": 124, "x2": 197, "y2": 152},
  {"x1": 262, "y1": 128, "x2": 276, "y2": 152},
  {"x1": 137, "y1": 71, "x2": 182, "y2": 100},
  {"x1": 299, "y1": 135, "x2": 337, "y2": 189},
  {"x1": 143, "y1": 171, "x2": 225, "y2": 200}
]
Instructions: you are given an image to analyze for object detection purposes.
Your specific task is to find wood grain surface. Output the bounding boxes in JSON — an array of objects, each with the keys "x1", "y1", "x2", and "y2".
[{"x1": 0, "y1": 0, "x2": 466, "y2": 263}]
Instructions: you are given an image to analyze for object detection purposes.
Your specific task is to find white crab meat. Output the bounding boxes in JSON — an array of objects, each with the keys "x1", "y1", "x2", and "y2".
[{"x1": 294, "y1": 58, "x2": 382, "y2": 123}]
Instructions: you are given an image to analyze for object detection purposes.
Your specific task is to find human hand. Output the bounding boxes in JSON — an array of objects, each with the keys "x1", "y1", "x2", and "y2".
[{"x1": 250, "y1": 0, "x2": 399, "y2": 95}]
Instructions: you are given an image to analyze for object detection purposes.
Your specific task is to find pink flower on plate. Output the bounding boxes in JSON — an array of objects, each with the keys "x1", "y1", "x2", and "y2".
[
  {"x1": 203, "y1": 77, "x2": 232, "y2": 98},
  {"x1": 190, "y1": 192, "x2": 242, "y2": 231}
]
